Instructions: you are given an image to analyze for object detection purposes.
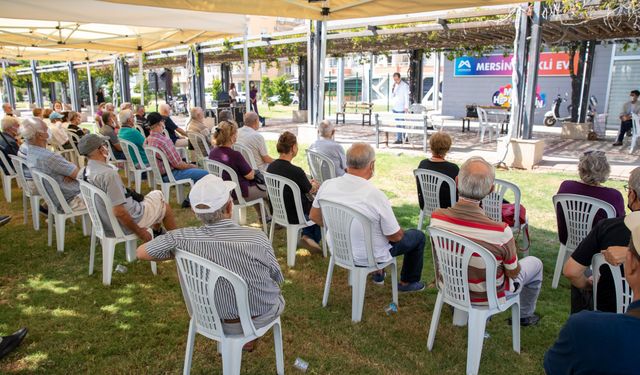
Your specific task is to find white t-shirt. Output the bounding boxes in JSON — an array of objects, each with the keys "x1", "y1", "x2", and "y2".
[
  {"x1": 312, "y1": 174, "x2": 400, "y2": 265},
  {"x1": 237, "y1": 126, "x2": 269, "y2": 171},
  {"x1": 391, "y1": 80, "x2": 410, "y2": 112}
]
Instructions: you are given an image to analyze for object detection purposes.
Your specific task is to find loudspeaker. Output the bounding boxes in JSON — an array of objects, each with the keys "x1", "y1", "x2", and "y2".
[
  {"x1": 148, "y1": 72, "x2": 158, "y2": 92},
  {"x1": 159, "y1": 68, "x2": 172, "y2": 97}
]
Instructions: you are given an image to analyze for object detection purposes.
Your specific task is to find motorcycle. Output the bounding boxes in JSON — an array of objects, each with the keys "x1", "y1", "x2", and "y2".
[{"x1": 544, "y1": 93, "x2": 572, "y2": 127}]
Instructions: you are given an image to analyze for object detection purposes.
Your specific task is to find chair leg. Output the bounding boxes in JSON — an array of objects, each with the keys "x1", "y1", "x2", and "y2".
[
  {"x1": 2, "y1": 176, "x2": 11, "y2": 203},
  {"x1": 427, "y1": 292, "x2": 444, "y2": 351},
  {"x1": 22, "y1": 193, "x2": 28, "y2": 224},
  {"x1": 89, "y1": 233, "x2": 96, "y2": 275},
  {"x1": 102, "y1": 239, "x2": 116, "y2": 286},
  {"x1": 321, "y1": 226, "x2": 327, "y2": 258},
  {"x1": 221, "y1": 341, "x2": 244, "y2": 375},
  {"x1": 285, "y1": 226, "x2": 299, "y2": 267},
  {"x1": 150, "y1": 261, "x2": 158, "y2": 275},
  {"x1": 176, "y1": 184, "x2": 184, "y2": 203},
  {"x1": 269, "y1": 219, "x2": 275, "y2": 242},
  {"x1": 237, "y1": 206, "x2": 247, "y2": 225},
  {"x1": 552, "y1": 244, "x2": 567, "y2": 289},
  {"x1": 125, "y1": 239, "x2": 137, "y2": 262},
  {"x1": 259, "y1": 201, "x2": 267, "y2": 234},
  {"x1": 81, "y1": 214, "x2": 90, "y2": 236},
  {"x1": 182, "y1": 319, "x2": 196, "y2": 375},
  {"x1": 135, "y1": 172, "x2": 142, "y2": 193},
  {"x1": 322, "y1": 257, "x2": 335, "y2": 307},
  {"x1": 390, "y1": 262, "x2": 399, "y2": 306},
  {"x1": 417, "y1": 210, "x2": 424, "y2": 231},
  {"x1": 351, "y1": 270, "x2": 368, "y2": 323},
  {"x1": 55, "y1": 215, "x2": 66, "y2": 252},
  {"x1": 466, "y1": 311, "x2": 488, "y2": 375},
  {"x1": 273, "y1": 321, "x2": 285, "y2": 375},
  {"x1": 31, "y1": 196, "x2": 40, "y2": 231},
  {"x1": 511, "y1": 302, "x2": 521, "y2": 354},
  {"x1": 47, "y1": 213, "x2": 53, "y2": 247},
  {"x1": 162, "y1": 184, "x2": 171, "y2": 204}
]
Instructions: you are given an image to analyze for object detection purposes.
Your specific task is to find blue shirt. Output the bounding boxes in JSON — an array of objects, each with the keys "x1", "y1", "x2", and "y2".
[{"x1": 544, "y1": 300, "x2": 640, "y2": 375}]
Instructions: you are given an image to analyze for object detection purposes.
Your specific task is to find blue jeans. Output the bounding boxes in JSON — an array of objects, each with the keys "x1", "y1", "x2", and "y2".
[
  {"x1": 302, "y1": 215, "x2": 322, "y2": 243},
  {"x1": 393, "y1": 109, "x2": 405, "y2": 142},
  {"x1": 164, "y1": 168, "x2": 209, "y2": 183},
  {"x1": 113, "y1": 149, "x2": 126, "y2": 160},
  {"x1": 389, "y1": 229, "x2": 425, "y2": 283}
]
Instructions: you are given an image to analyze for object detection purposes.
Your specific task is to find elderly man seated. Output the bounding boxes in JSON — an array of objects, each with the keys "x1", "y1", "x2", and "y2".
[
  {"x1": 564, "y1": 167, "x2": 640, "y2": 313},
  {"x1": 136, "y1": 175, "x2": 285, "y2": 348},
  {"x1": 0, "y1": 116, "x2": 21, "y2": 175},
  {"x1": 544, "y1": 210, "x2": 640, "y2": 375},
  {"x1": 237, "y1": 111, "x2": 273, "y2": 171},
  {"x1": 134, "y1": 105, "x2": 149, "y2": 136},
  {"x1": 117, "y1": 109, "x2": 148, "y2": 167},
  {"x1": 100, "y1": 111, "x2": 124, "y2": 160},
  {"x1": 159, "y1": 103, "x2": 188, "y2": 147},
  {"x1": 309, "y1": 119, "x2": 346, "y2": 177},
  {"x1": 310, "y1": 143, "x2": 426, "y2": 292},
  {"x1": 430, "y1": 156, "x2": 543, "y2": 326},
  {"x1": 21, "y1": 117, "x2": 85, "y2": 211},
  {"x1": 186, "y1": 106, "x2": 211, "y2": 144},
  {"x1": 78, "y1": 134, "x2": 176, "y2": 241}
]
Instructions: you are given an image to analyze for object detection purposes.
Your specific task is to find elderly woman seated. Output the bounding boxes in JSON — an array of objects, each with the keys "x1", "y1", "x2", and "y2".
[
  {"x1": 416, "y1": 132, "x2": 459, "y2": 209},
  {"x1": 208, "y1": 120, "x2": 269, "y2": 222},
  {"x1": 556, "y1": 150, "x2": 625, "y2": 247}
]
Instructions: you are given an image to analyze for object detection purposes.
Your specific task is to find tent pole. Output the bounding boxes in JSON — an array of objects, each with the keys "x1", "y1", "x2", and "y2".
[
  {"x1": 337, "y1": 57, "x2": 344, "y2": 112},
  {"x1": 307, "y1": 20, "x2": 313, "y2": 126},
  {"x1": 1, "y1": 61, "x2": 16, "y2": 110},
  {"x1": 30, "y1": 60, "x2": 43, "y2": 108},
  {"x1": 317, "y1": 20, "x2": 327, "y2": 123},
  {"x1": 522, "y1": 1, "x2": 543, "y2": 139},
  {"x1": 86, "y1": 62, "x2": 95, "y2": 118},
  {"x1": 243, "y1": 17, "x2": 250, "y2": 114},
  {"x1": 139, "y1": 53, "x2": 144, "y2": 107},
  {"x1": 433, "y1": 52, "x2": 441, "y2": 111},
  {"x1": 67, "y1": 61, "x2": 80, "y2": 112}
]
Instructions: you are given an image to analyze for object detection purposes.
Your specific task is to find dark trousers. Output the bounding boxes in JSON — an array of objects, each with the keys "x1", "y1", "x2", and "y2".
[
  {"x1": 302, "y1": 214, "x2": 322, "y2": 243},
  {"x1": 616, "y1": 119, "x2": 633, "y2": 143},
  {"x1": 389, "y1": 229, "x2": 425, "y2": 283}
]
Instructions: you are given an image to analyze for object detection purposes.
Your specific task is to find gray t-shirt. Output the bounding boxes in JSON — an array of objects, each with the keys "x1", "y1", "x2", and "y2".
[
  {"x1": 83, "y1": 159, "x2": 143, "y2": 235},
  {"x1": 309, "y1": 138, "x2": 347, "y2": 177},
  {"x1": 99, "y1": 124, "x2": 120, "y2": 147}
]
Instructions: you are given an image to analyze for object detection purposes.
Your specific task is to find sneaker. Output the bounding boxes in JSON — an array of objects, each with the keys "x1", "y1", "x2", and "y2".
[
  {"x1": 0, "y1": 215, "x2": 11, "y2": 228},
  {"x1": 298, "y1": 235, "x2": 322, "y2": 253},
  {"x1": 181, "y1": 199, "x2": 191, "y2": 209},
  {"x1": 152, "y1": 227, "x2": 166, "y2": 238},
  {"x1": 612, "y1": 142, "x2": 623, "y2": 146},
  {"x1": 39, "y1": 205, "x2": 48, "y2": 216},
  {"x1": 0, "y1": 327, "x2": 28, "y2": 360},
  {"x1": 398, "y1": 281, "x2": 426, "y2": 292},
  {"x1": 508, "y1": 314, "x2": 541, "y2": 327},
  {"x1": 371, "y1": 270, "x2": 386, "y2": 285},
  {"x1": 392, "y1": 140, "x2": 402, "y2": 144}
]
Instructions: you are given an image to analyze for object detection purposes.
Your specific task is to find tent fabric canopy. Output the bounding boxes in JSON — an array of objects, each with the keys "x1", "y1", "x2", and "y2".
[
  {"x1": 0, "y1": 0, "x2": 245, "y2": 61},
  {"x1": 103, "y1": 0, "x2": 521, "y2": 20}
]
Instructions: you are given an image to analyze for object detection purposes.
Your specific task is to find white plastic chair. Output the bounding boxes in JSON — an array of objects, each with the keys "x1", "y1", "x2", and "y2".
[
  {"x1": 187, "y1": 131, "x2": 211, "y2": 167},
  {"x1": 144, "y1": 145, "x2": 193, "y2": 204},
  {"x1": 119, "y1": 139, "x2": 153, "y2": 193},
  {"x1": 264, "y1": 172, "x2": 324, "y2": 267},
  {"x1": 9, "y1": 155, "x2": 42, "y2": 230},
  {"x1": 477, "y1": 107, "x2": 498, "y2": 142},
  {"x1": 552, "y1": 194, "x2": 616, "y2": 289},
  {"x1": 204, "y1": 159, "x2": 268, "y2": 234},
  {"x1": 413, "y1": 169, "x2": 457, "y2": 231},
  {"x1": 78, "y1": 180, "x2": 157, "y2": 286},
  {"x1": 427, "y1": 226, "x2": 520, "y2": 375},
  {"x1": 481, "y1": 179, "x2": 530, "y2": 253},
  {"x1": 104, "y1": 140, "x2": 128, "y2": 176},
  {"x1": 319, "y1": 199, "x2": 398, "y2": 323},
  {"x1": 174, "y1": 249, "x2": 284, "y2": 375},
  {"x1": 0, "y1": 152, "x2": 17, "y2": 202},
  {"x1": 134, "y1": 124, "x2": 146, "y2": 136},
  {"x1": 629, "y1": 113, "x2": 640, "y2": 154},
  {"x1": 592, "y1": 253, "x2": 634, "y2": 313},
  {"x1": 306, "y1": 149, "x2": 336, "y2": 185},
  {"x1": 232, "y1": 143, "x2": 258, "y2": 169},
  {"x1": 32, "y1": 170, "x2": 90, "y2": 252},
  {"x1": 65, "y1": 131, "x2": 85, "y2": 167}
]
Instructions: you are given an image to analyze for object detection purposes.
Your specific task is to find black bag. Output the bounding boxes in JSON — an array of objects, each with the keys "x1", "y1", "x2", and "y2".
[
  {"x1": 253, "y1": 169, "x2": 267, "y2": 191},
  {"x1": 125, "y1": 188, "x2": 145, "y2": 202},
  {"x1": 466, "y1": 104, "x2": 478, "y2": 118}
]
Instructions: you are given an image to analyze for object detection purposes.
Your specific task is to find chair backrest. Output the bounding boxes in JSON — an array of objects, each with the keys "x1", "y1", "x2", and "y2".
[
  {"x1": 409, "y1": 104, "x2": 427, "y2": 114},
  {"x1": 592, "y1": 253, "x2": 634, "y2": 313},
  {"x1": 413, "y1": 169, "x2": 456, "y2": 216},
  {"x1": 134, "y1": 124, "x2": 146, "y2": 136},
  {"x1": 104, "y1": 140, "x2": 123, "y2": 163},
  {"x1": 477, "y1": 107, "x2": 488, "y2": 124},
  {"x1": 144, "y1": 145, "x2": 176, "y2": 184},
  {"x1": 187, "y1": 131, "x2": 211, "y2": 161},
  {"x1": 9, "y1": 154, "x2": 34, "y2": 197},
  {"x1": 119, "y1": 139, "x2": 147, "y2": 171},
  {"x1": 633, "y1": 113, "x2": 640, "y2": 136},
  {"x1": 428, "y1": 226, "x2": 502, "y2": 311},
  {"x1": 263, "y1": 172, "x2": 307, "y2": 225},
  {"x1": 553, "y1": 193, "x2": 616, "y2": 251},
  {"x1": 32, "y1": 170, "x2": 74, "y2": 215},
  {"x1": 203, "y1": 159, "x2": 247, "y2": 204},
  {"x1": 232, "y1": 143, "x2": 258, "y2": 169},
  {"x1": 78, "y1": 179, "x2": 126, "y2": 239},
  {"x1": 482, "y1": 178, "x2": 521, "y2": 228},
  {"x1": 318, "y1": 199, "x2": 376, "y2": 268},
  {"x1": 0, "y1": 152, "x2": 15, "y2": 177},
  {"x1": 306, "y1": 149, "x2": 336, "y2": 185},
  {"x1": 174, "y1": 249, "x2": 257, "y2": 339}
]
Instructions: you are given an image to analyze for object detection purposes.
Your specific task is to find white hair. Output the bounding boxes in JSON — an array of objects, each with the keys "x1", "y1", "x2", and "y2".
[
  {"x1": 120, "y1": 102, "x2": 132, "y2": 111},
  {"x1": 346, "y1": 143, "x2": 375, "y2": 169},
  {"x1": 20, "y1": 117, "x2": 46, "y2": 142},
  {"x1": 159, "y1": 103, "x2": 171, "y2": 115},
  {"x1": 578, "y1": 151, "x2": 610, "y2": 185},
  {"x1": 118, "y1": 109, "x2": 133, "y2": 126},
  {"x1": 458, "y1": 157, "x2": 495, "y2": 200},
  {"x1": 1, "y1": 116, "x2": 19, "y2": 132},
  {"x1": 189, "y1": 107, "x2": 203, "y2": 118},
  {"x1": 318, "y1": 119, "x2": 334, "y2": 138}
]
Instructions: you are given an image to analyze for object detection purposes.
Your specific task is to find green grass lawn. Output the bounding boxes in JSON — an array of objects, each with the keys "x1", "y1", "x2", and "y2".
[{"x1": 0, "y1": 142, "x2": 626, "y2": 374}]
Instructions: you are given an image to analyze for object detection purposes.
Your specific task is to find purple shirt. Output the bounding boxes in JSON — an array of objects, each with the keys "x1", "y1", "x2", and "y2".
[
  {"x1": 209, "y1": 146, "x2": 253, "y2": 198},
  {"x1": 556, "y1": 180, "x2": 625, "y2": 245}
]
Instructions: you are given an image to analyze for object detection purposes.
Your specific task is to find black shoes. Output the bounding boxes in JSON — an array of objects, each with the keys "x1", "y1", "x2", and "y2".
[
  {"x1": 508, "y1": 314, "x2": 541, "y2": 327},
  {"x1": 612, "y1": 142, "x2": 623, "y2": 146},
  {"x1": 181, "y1": 199, "x2": 191, "y2": 209},
  {"x1": 0, "y1": 215, "x2": 10, "y2": 228},
  {"x1": 39, "y1": 205, "x2": 48, "y2": 215},
  {"x1": 0, "y1": 327, "x2": 28, "y2": 360}
]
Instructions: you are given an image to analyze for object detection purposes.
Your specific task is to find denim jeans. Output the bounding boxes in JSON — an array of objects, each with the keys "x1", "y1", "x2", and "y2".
[
  {"x1": 389, "y1": 228, "x2": 425, "y2": 283},
  {"x1": 616, "y1": 119, "x2": 633, "y2": 143},
  {"x1": 393, "y1": 109, "x2": 405, "y2": 142},
  {"x1": 302, "y1": 214, "x2": 322, "y2": 243},
  {"x1": 164, "y1": 168, "x2": 209, "y2": 183},
  {"x1": 112, "y1": 149, "x2": 126, "y2": 161}
]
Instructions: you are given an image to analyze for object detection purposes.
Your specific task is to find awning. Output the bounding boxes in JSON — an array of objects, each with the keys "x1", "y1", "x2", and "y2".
[
  {"x1": 103, "y1": 0, "x2": 522, "y2": 20},
  {"x1": 0, "y1": 0, "x2": 246, "y2": 61}
]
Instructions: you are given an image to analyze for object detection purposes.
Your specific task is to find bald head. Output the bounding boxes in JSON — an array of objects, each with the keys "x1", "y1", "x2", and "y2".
[
  {"x1": 20, "y1": 117, "x2": 47, "y2": 142},
  {"x1": 159, "y1": 103, "x2": 171, "y2": 116},
  {"x1": 318, "y1": 119, "x2": 335, "y2": 138},
  {"x1": 2, "y1": 103, "x2": 12, "y2": 114},
  {"x1": 458, "y1": 157, "x2": 495, "y2": 200},
  {"x1": 243, "y1": 112, "x2": 259, "y2": 129},
  {"x1": 347, "y1": 143, "x2": 375, "y2": 170}
]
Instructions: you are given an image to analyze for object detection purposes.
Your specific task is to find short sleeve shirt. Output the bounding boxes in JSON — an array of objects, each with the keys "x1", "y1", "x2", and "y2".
[
  {"x1": 26, "y1": 144, "x2": 79, "y2": 204},
  {"x1": 163, "y1": 116, "x2": 180, "y2": 144},
  {"x1": 309, "y1": 138, "x2": 347, "y2": 177},
  {"x1": 237, "y1": 126, "x2": 270, "y2": 171},
  {"x1": 99, "y1": 124, "x2": 120, "y2": 147},
  {"x1": 312, "y1": 173, "x2": 400, "y2": 264},
  {"x1": 118, "y1": 127, "x2": 149, "y2": 165},
  {"x1": 208, "y1": 146, "x2": 253, "y2": 198},
  {"x1": 145, "y1": 132, "x2": 182, "y2": 175}
]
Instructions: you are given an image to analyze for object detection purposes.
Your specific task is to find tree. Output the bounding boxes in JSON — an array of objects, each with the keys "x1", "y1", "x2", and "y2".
[
  {"x1": 261, "y1": 77, "x2": 276, "y2": 108},
  {"x1": 273, "y1": 76, "x2": 292, "y2": 106},
  {"x1": 207, "y1": 78, "x2": 223, "y2": 99}
]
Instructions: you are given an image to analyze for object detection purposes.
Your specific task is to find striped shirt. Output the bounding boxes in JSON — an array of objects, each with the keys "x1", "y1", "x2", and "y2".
[
  {"x1": 144, "y1": 219, "x2": 284, "y2": 320},
  {"x1": 430, "y1": 201, "x2": 518, "y2": 304},
  {"x1": 144, "y1": 131, "x2": 181, "y2": 176}
]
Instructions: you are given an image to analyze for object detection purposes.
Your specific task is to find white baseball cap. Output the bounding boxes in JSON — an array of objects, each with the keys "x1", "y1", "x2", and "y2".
[
  {"x1": 189, "y1": 174, "x2": 236, "y2": 214},
  {"x1": 624, "y1": 211, "x2": 640, "y2": 256}
]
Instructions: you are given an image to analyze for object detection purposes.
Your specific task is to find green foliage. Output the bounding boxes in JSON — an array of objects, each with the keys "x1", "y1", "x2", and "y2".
[
  {"x1": 273, "y1": 76, "x2": 292, "y2": 106},
  {"x1": 172, "y1": 82, "x2": 181, "y2": 95},
  {"x1": 261, "y1": 77, "x2": 276, "y2": 108},
  {"x1": 207, "y1": 78, "x2": 223, "y2": 99}
]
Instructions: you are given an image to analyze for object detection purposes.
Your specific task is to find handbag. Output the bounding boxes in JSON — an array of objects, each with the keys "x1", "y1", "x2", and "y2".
[
  {"x1": 466, "y1": 104, "x2": 478, "y2": 118},
  {"x1": 125, "y1": 188, "x2": 145, "y2": 202},
  {"x1": 501, "y1": 203, "x2": 529, "y2": 251},
  {"x1": 253, "y1": 169, "x2": 267, "y2": 191}
]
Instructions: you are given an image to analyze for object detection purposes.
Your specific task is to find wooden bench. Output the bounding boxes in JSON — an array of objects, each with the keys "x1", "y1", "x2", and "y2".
[
  {"x1": 375, "y1": 112, "x2": 432, "y2": 152},
  {"x1": 336, "y1": 102, "x2": 374, "y2": 126}
]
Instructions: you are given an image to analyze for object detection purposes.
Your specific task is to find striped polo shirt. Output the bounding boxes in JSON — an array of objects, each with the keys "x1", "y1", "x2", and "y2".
[
  {"x1": 145, "y1": 219, "x2": 284, "y2": 320},
  {"x1": 430, "y1": 201, "x2": 518, "y2": 304}
]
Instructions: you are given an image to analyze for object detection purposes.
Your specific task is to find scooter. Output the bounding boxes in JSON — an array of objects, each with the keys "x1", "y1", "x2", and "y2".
[{"x1": 544, "y1": 93, "x2": 572, "y2": 126}]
